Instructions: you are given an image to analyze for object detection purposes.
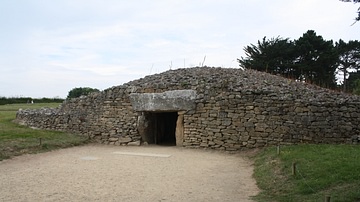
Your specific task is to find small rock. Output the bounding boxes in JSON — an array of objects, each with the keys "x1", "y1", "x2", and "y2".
[
  {"x1": 119, "y1": 137, "x2": 132, "y2": 143},
  {"x1": 109, "y1": 137, "x2": 119, "y2": 142},
  {"x1": 127, "y1": 141, "x2": 141, "y2": 146}
]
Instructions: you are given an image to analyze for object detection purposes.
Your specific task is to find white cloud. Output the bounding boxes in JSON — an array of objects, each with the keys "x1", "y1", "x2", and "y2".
[{"x1": 0, "y1": 0, "x2": 358, "y2": 98}]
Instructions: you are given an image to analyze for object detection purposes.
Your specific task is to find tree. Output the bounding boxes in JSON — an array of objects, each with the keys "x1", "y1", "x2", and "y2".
[
  {"x1": 294, "y1": 30, "x2": 338, "y2": 88},
  {"x1": 67, "y1": 87, "x2": 100, "y2": 99},
  {"x1": 335, "y1": 39, "x2": 360, "y2": 91},
  {"x1": 238, "y1": 36, "x2": 297, "y2": 77},
  {"x1": 239, "y1": 30, "x2": 339, "y2": 89},
  {"x1": 238, "y1": 36, "x2": 273, "y2": 71},
  {"x1": 340, "y1": 0, "x2": 360, "y2": 23}
]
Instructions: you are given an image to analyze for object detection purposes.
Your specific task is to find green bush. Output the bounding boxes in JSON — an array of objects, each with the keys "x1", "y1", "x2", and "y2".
[{"x1": 66, "y1": 87, "x2": 100, "y2": 99}]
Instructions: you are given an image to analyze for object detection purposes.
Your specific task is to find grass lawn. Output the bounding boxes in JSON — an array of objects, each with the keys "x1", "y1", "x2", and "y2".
[
  {"x1": 0, "y1": 103, "x2": 89, "y2": 161},
  {"x1": 252, "y1": 144, "x2": 360, "y2": 202}
]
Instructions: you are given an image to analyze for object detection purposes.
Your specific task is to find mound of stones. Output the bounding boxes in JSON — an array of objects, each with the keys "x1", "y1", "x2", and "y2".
[{"x1": 16, "y1": 67, "x2": 360, "y2": 150}]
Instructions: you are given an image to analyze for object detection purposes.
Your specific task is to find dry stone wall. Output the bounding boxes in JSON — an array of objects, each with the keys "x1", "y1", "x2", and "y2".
[{"x1": 16, "y1": 67, "x2": 360, "y2": 150}]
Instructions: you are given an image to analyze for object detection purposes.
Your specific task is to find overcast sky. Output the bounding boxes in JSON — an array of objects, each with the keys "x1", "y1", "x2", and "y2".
[{"x1": 0, "y1": 0, "x2": 358, "y2": 98}]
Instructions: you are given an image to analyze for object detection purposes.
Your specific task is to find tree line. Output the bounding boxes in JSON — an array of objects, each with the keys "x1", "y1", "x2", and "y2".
[
  {"x1": 0, "y1": 97, "x2": 64, "y2": 105},
  {"x1": 0, "y1": 87, "x2": 100, "y2": 105},
  {"x1": 238, "y1": 30, "x2": 360, "y2": 94}
]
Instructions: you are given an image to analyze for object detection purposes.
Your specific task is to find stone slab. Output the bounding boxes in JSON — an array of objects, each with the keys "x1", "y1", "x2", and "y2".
[
  {"x1": 112, "y1": 151, "x2": 171, "y2": 158},
  {"x1": 129, "y1": 90, "x2": 196, "y2": 111},
  {"x1": 80, "y1": 156, "x2": 99, "y2": 160}
]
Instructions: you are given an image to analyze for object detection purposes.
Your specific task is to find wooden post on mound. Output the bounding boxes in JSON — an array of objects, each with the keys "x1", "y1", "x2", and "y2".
[
  {"x1": 325, "y1": 195, "x2": 331, "y2": 202},
  {"x1": 292, "y1": 162, "x2": 297, "y2": 176}
]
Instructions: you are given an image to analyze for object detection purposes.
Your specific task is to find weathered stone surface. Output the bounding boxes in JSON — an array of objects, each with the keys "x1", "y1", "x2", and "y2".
[
  {"x1": 119, "y1": 137, "x2": 132, "y2": 143},
  {"x1": 129, "y1": 90, "x2": 196, "y2": 112},
  {"x1": 175, "y1": 112, "x2": 185, "y2": 146},
  {"x1": 137, "y1": 112, "x2": 152, "y2": 143},
  {"x1": 127, "y1": 141, "x2": 141, "y2": 146},
  {"x1": 109, "y1": 137, "x2": 119, "y2": 142}
]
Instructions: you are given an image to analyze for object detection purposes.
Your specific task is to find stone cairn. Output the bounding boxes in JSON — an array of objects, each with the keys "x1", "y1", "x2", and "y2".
[{"x1": 16, "y1": 67, "x2": 360, "y2": 151}]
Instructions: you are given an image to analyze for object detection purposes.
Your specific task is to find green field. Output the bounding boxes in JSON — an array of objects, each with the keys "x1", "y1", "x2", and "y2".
[
  {"x1": 252, "y1": 144, "x2": 360, "y2": 201},
  {"x1": 0, "y1": 103, "x2": 89, "y2": 161}
]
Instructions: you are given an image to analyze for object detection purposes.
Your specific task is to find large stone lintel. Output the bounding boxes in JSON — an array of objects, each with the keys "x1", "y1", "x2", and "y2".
[{"x1": 129, "y1": 90, "x2": 196, "y2": 112}]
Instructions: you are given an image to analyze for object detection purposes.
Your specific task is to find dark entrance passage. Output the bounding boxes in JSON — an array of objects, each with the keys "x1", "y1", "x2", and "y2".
[
  {"x1": 138, "y1": 112, "x2": 179, "y2": 146},
  {"x1": 154, "y1": 112, "x2": 178, "y2": 146}
]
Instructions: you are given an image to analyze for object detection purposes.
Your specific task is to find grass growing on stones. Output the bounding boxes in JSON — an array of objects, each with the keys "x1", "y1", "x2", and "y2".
[
  {"x1": 0, "y1": 103, "x2": 89, "y2": 161},
  {"x1": 252, "y1": 144, "x2": 360, "y2": 202}
]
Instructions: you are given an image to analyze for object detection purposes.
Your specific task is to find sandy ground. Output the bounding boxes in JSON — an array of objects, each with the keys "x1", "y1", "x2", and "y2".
[{"x1": 0, "y1": 144, "x2": 259, "y2": 202}]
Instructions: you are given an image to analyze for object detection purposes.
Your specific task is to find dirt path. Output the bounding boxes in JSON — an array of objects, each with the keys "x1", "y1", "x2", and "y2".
[{"x1": 0, "y1": 144, "x2": 259, "y2": 202}]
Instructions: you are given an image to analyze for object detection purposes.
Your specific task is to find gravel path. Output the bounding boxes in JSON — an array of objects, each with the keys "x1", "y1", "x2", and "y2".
[{"x1": 0, "y1": 144, "x2": 259, "y2": 202}]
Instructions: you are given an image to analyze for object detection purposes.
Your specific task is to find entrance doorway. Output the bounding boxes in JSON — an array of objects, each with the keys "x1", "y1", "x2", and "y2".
[
  {"x1": 153, "y1": 112, "x2": 178, "y2": 145},
  {"x1": 130, "y1": 90, "x2": 195, "y2": 147},
  {"x1": 138, "y1": 112, "x2": 180, "y2": 146}
]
